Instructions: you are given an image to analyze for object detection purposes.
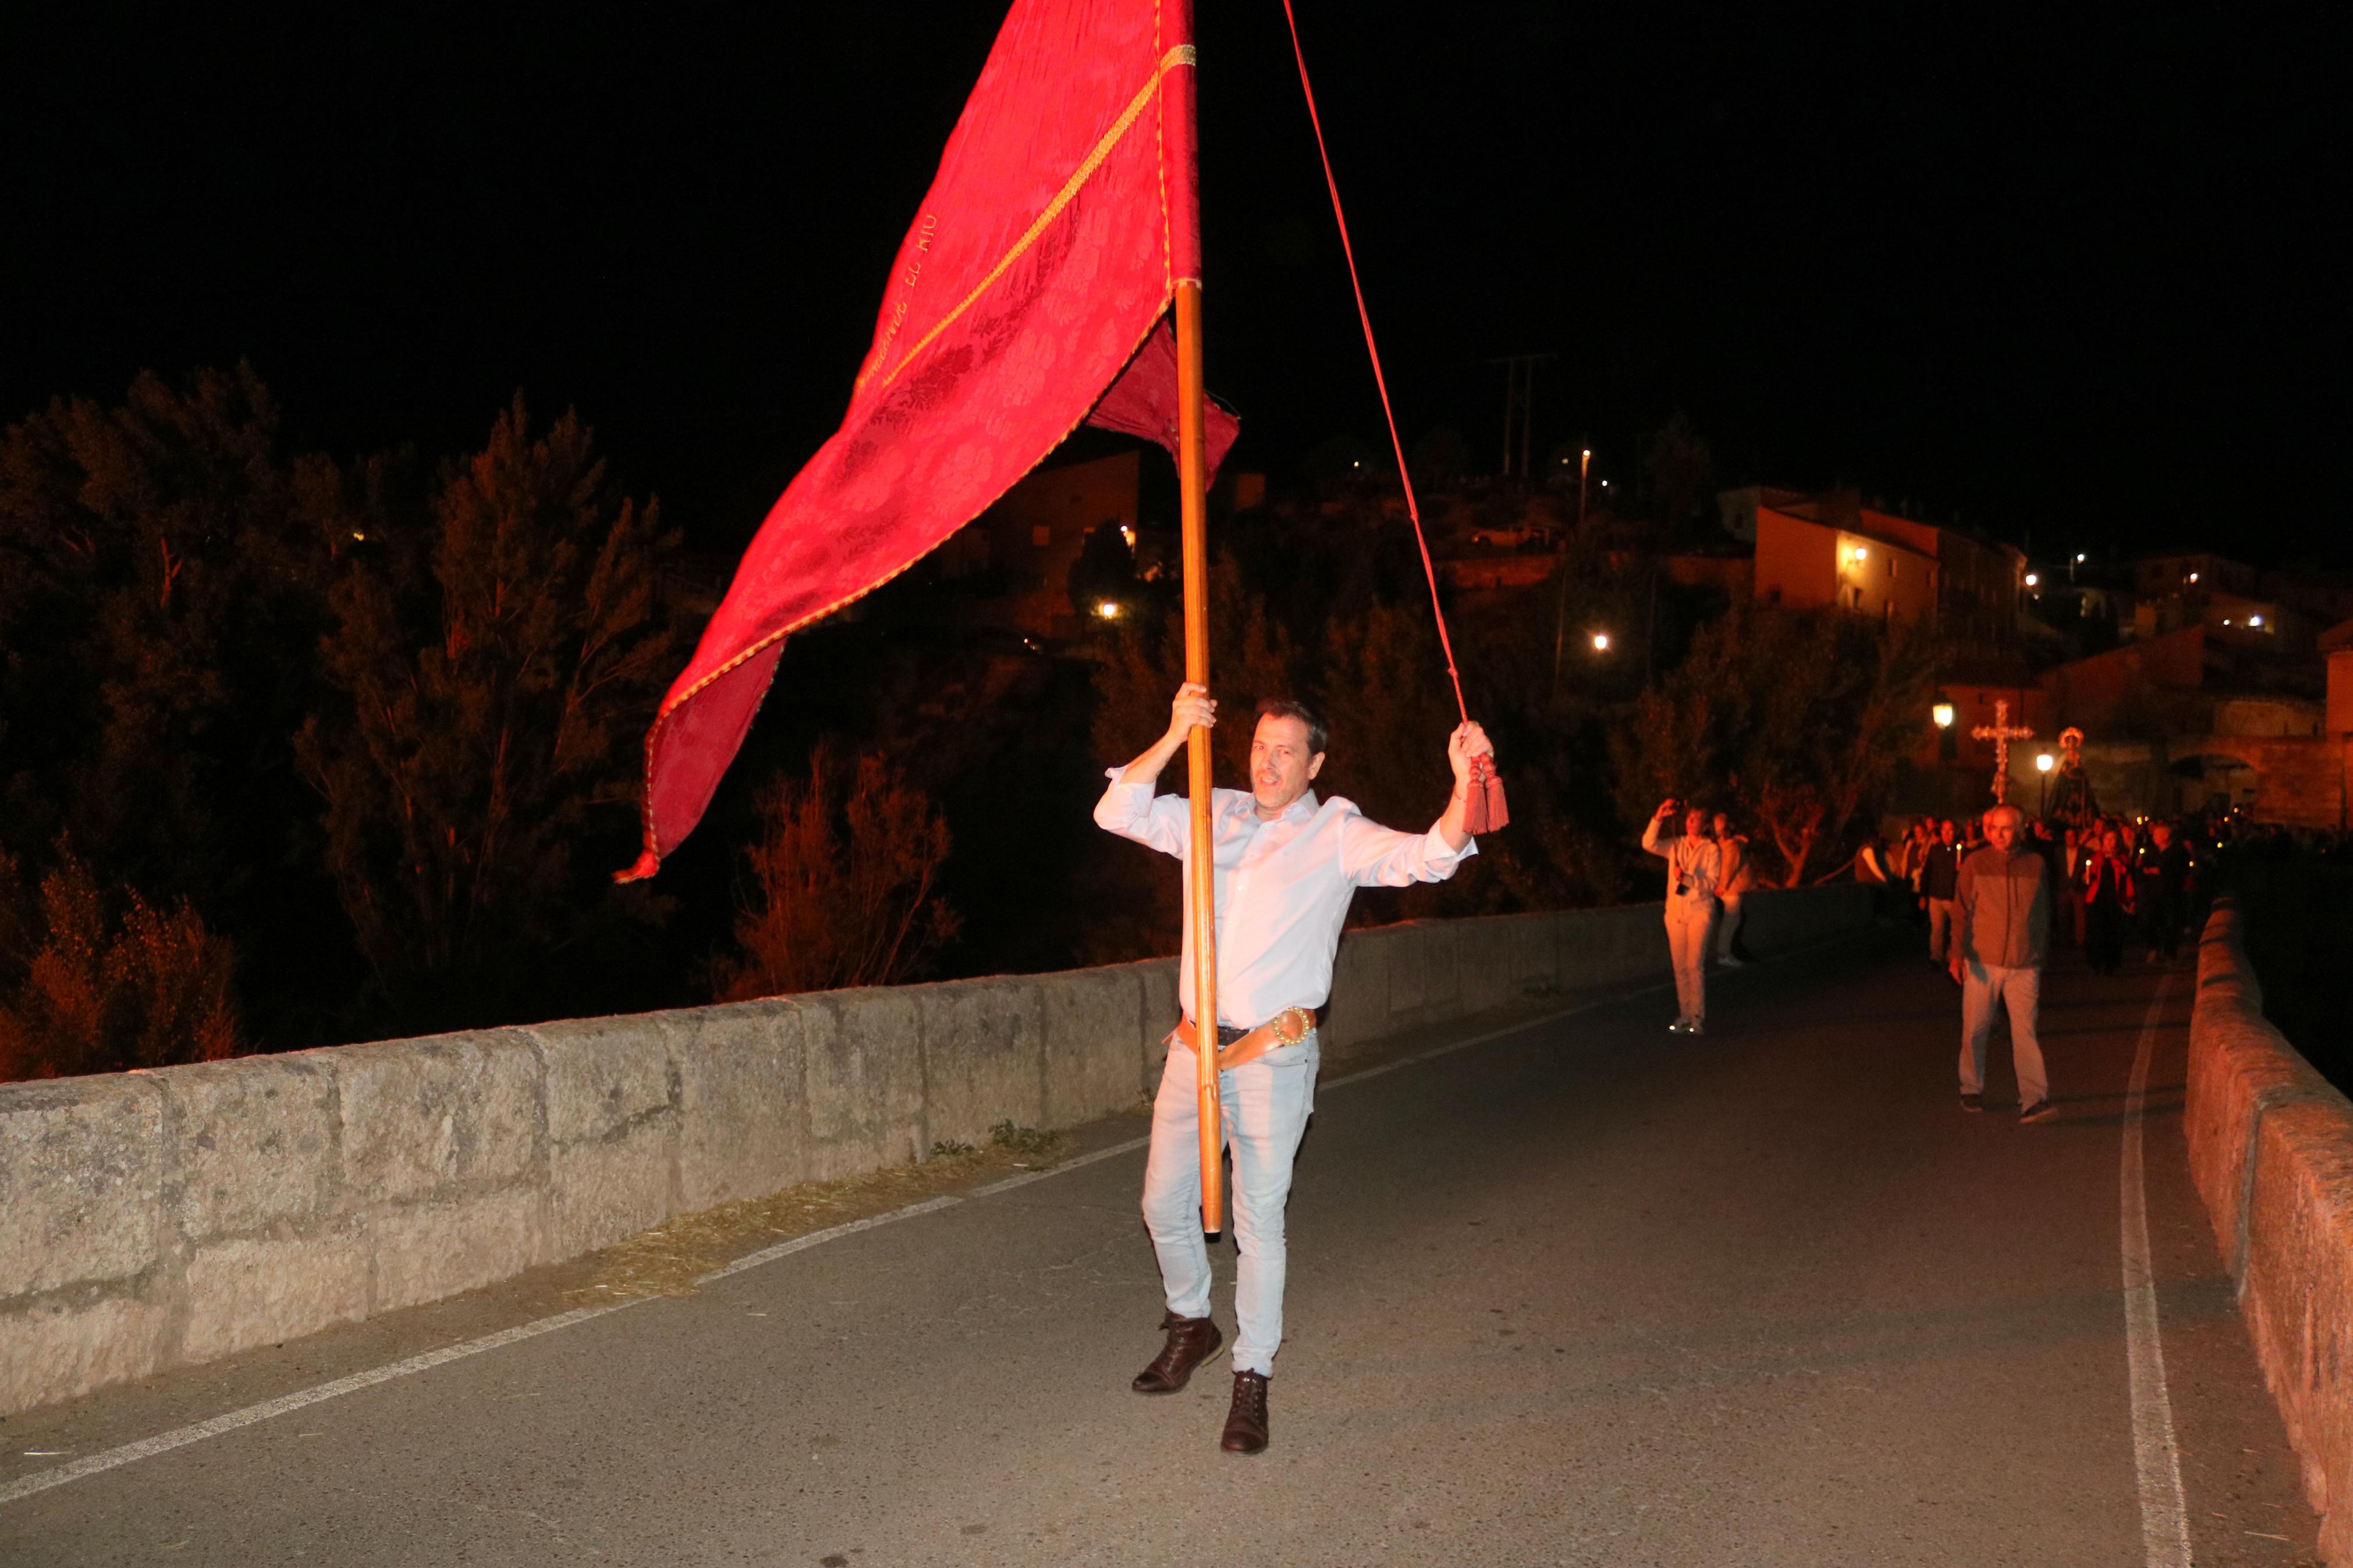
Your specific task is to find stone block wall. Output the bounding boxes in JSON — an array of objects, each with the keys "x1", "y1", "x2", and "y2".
[
  {"x1": 2184, "y1": 901, "x2": 2353, "y2": 1562},
  {"x1": 0, "y1": 886, "x2": 1868, "y2": 1417}
]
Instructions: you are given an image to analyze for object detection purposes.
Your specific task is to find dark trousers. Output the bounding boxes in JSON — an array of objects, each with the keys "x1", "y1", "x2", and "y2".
[
  {"x1": 2145, "y1": 889, "x2": 2185, "y2": 959},
  {"x1": 2086, "y1": 902, "x2": 2126, "y2": 974}
]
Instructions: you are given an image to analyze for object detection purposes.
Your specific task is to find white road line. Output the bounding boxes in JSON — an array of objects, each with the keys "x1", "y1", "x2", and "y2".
[
  {"x1": 0, "y1": 1197, "x2": 974, "y2": 1510},
  {"x1": 0, "y1": 950, "x2": 1783, "y2": 1508},
  {"x1": 2121, "y1": 971, "x2": 2192, "y2": 1568},
  {"x1": 961, "y1": 1136, "x2": 1152, "y2": 1199},
  {"x1": 697, "y1": 1195, "x2": 967, "y2": 1282},
  {"x1": 1318, "y1": 1056, "x2": 1421, "y2": 1089},
  {"x1": 0, "y1": 1302, "x2": 633, "y2": 1507}
]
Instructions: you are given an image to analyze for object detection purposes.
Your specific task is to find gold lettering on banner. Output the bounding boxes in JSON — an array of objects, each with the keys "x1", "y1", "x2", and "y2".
[{"x1": 865, "y1": 213, "x2": 939, "y2": 382}]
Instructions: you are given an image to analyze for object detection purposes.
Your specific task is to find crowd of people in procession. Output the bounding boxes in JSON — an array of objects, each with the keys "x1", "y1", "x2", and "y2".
[
  {"x1": 1634, "y1": 760, "x2": 2353, "y2": 1125},
  {"x1": 1862, "y1": 806, "x2": 2214, "y2": 975}
]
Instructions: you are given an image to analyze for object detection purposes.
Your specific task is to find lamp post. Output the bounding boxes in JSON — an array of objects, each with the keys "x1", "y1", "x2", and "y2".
[
  {"x1": 1548, "y1": 446, "x2": 1595, "y2": 703},
  {"x1": 2036, "y1": 751, "x2": 2054, "y2": 816}
]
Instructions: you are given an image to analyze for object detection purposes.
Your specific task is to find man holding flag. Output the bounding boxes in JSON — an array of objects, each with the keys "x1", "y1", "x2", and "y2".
[
  {"x1": 1096, "y1": 682, "x2": 1492, "y2": 1453},
  {"x1": 617, "y1": 0, "x2": 1509, "y2": 1456}
]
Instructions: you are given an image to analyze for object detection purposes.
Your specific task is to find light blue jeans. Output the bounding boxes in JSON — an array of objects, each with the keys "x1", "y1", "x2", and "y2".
[{"x1": 1140, "y1": 1030, "x2": 1320, "y2": 1377}]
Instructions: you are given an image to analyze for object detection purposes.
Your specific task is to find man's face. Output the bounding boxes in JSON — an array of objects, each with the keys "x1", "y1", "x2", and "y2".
[
  {"x1": 1684, "y1": 809, "x2": 1709, "y2": 839},
  {"x1": 2153, "y1": 822, "x2": 2173, "y2": 847},
  {"x1": 2101, "y1": 830, "x2": 2123, "y2": 855},
  {"x1": 1985, "y1": 811, "x2": 2021, "y2": 852},
  {"x1": 1940, "y1": 821, "x2": 1958, "y2": 845},
  {"x1": 1249, "y1": 713, "x2": 1323, "y2": 816}
]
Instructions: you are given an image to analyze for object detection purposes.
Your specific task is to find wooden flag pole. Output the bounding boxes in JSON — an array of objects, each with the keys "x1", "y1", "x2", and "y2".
[{"x1": 1173, "y1": 278, "x2": 1225, "y2": 1235}]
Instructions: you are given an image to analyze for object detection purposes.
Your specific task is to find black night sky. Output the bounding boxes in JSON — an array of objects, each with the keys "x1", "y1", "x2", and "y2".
[{"x1": 5, "y1": 5, "x2": 2343, "y2": 564}]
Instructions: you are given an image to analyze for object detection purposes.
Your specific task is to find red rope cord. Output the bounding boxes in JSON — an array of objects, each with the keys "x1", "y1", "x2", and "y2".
[{"x1": 1279, "y1": 0, "x2": 1467, "y2": 723}]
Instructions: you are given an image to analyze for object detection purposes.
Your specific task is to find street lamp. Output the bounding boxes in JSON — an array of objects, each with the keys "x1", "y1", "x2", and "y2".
[
  {"x1": 2035, "y1": 751, "x2": 2054, "y2": 816},
  {"x1": 1095, "y1": 600, "x2": 1123, "y2": 620},
  {"x1": 1933, "y1": 701, "x2": 1955, "y2": 730},
  {"x1": 1591, "y1": 631, "x2": 1611, "y2": 653}
]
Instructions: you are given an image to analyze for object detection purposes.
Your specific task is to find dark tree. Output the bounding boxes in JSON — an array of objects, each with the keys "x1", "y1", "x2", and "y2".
[
  {"x1": 1610, "y1": 605, "x2": 1937, "y2": 885},
  {"x1": 0, "y1": 846, "x2": 241, "y2": 1081},
  {"x1": 1640, "y1": 411, "x2": 1713, "y2": 536},
  {"x1": 0, "y1": 365, "x2": 346, "y2": 1044},
  {"x1": 297, "y1": 399, "x2": 686, "y2": 1029},
  {"x1": 1066, "y1": 521, "x2": 1137, "y2": 620},
  {"x1": 714, "y1": 742, "x2": 959, "y2": 1000}
]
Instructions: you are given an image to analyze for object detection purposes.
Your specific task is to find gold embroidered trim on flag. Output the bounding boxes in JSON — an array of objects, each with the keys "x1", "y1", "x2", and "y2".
[{"x1": 856, "y1": 44, "x2": 1195, "y2": 400}]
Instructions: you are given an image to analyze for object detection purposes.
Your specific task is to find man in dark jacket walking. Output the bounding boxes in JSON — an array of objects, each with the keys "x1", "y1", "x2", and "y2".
[
  {"x1": 1920, "y1": 818, "x2": 1962, "y2": 965},
  {"x1": 2139, "y1": 818, "x2": 2194, "y2": 963},
  {"x1": 1950, "y1": 805, "x2": 2056, "y2": 1121}
]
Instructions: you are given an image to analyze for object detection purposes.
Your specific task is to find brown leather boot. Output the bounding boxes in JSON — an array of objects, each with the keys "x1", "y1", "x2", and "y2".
[
  {"x1": 1220, "y1": 1370, "x2": 1269, "y2": 1454},
  {"x1": 1131, "y1": 1312, "x2": 1223, "y2": 1394}
]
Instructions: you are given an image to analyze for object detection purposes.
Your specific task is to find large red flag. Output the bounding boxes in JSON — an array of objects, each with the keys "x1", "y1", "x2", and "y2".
[{"x1": 623, "y1": 0, "x2": 1236, "y2": 880}]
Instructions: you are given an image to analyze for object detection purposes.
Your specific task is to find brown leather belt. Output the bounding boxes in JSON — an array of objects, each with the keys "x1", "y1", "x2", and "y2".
[{"x1": 1170, "y1": 1007, "x2": 1316, "y2": 1071}]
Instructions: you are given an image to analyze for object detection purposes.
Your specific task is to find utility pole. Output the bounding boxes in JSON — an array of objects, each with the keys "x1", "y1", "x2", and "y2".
[
  {"x1": 1549, "y1": 444, "x2": 1592, "y2": 702},
  {"x1": 1645, "y1": 568, "x2": 1658, "y2": 687},
  {"x1": 1487, "y1": 353, "x2": 1556, "y2": 481}
]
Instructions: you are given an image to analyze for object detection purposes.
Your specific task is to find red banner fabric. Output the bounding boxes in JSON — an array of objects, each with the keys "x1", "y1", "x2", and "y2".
[
  {"x1": 623, "y1": 0, "x2": 1210, "y2": 880},
  {"x1": 1085, "y1": 317, "x2": 1239, "y2": 479}
]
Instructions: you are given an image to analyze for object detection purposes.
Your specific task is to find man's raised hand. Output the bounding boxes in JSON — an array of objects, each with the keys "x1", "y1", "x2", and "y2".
[
  {"x1": 1446, "y1": 720, "x2": 1495, "y2": 787},
  {"x1": 1167, "y1": 682, "x2": 1216, "y2": 742}
]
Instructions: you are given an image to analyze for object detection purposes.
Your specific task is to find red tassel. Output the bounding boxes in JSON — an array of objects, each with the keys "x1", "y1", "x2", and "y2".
[{"x1": 1463, "y1": 755, "x2": 1509, "y2": 834}]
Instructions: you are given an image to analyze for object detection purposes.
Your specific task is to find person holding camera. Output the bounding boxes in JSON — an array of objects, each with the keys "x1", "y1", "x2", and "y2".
[{"x1": 1642, "y1": 798, "x2": 1723, "y2": 1034}]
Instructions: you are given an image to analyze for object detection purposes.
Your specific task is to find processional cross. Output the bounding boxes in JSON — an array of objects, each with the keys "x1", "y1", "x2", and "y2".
[{"x1": 1971, "y1": 698, "x2": 2035, "y2": 804}]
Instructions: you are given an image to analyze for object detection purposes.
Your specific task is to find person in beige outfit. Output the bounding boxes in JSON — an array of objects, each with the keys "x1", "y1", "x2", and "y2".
[
  {"x1": 1642, "y1": 799, "x2": 1722, "y2": 1034},
  {"x1": 1712, "y1": 811, "x2": 1755, "y2": 967}
]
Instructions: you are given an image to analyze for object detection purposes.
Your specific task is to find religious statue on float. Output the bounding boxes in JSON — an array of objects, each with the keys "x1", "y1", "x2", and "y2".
[{"x1": 2043, "y1": 725, "x2": 2100, "y2": 831}]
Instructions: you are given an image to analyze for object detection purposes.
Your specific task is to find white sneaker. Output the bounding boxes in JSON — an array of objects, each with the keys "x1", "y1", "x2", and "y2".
[
  {"x1": 1667, "y1": 1018, "x2": 1691, "y2": 1034},
  {"x1": 1687, "y1": 1019, "x2": 1706, "y2": 1036}
]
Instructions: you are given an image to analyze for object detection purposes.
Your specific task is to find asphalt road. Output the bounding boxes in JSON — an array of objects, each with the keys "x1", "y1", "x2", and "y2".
[{"x1": 0, "y1": 928, "x2": 2324, "y2": 1566}]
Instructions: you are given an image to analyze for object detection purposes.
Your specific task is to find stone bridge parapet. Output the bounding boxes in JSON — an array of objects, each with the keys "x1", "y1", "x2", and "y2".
[{"x1": 2185, "y1": 899, "x2": 2353, "y2": 1561}]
